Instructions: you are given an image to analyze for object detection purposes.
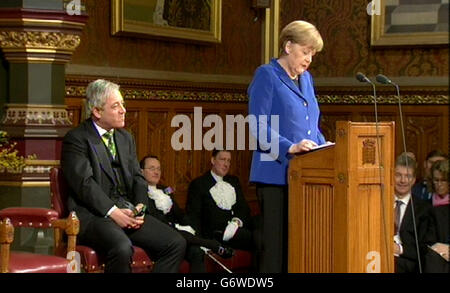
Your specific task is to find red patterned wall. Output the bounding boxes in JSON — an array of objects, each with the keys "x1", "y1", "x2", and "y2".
[{"x1": 281, "y1": 0, "x2": 449, "y2": 78}]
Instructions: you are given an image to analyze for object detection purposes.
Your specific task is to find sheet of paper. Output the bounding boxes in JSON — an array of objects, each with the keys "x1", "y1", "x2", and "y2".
[{"x1": 310, "y1": 142, "x2": 335, "y2": 151}]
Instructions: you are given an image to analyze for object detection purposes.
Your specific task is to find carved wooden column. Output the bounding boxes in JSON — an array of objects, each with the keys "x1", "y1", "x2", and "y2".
[{"x1": 0, "y1": 1, "x2": 87, "y2": 253}]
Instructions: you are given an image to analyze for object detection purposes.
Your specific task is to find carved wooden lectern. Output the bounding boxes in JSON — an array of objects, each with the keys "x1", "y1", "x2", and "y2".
[{"x1": 288, "y1": 121, "x2": 395, "y2": 273}]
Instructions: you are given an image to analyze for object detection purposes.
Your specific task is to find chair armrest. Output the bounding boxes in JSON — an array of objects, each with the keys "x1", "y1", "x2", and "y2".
[
  {"x1": 0, "y1": 218, "x2": 14, "y2": 273},
  {"x1": 0, "y1": 218, "x2": 14, "y2": 245},
  {"x1": 52, "y1": 212, "x2": 79, "y2": 257},
  {"x1": 0, "y1": 207, "x2": 59, "y2": 228}
]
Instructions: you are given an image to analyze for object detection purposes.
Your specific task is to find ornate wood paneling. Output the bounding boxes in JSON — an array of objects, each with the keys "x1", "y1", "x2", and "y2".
[
  {"x1": 405, "y1": 114, "x2": 445, "y2": 167},
  {"x1": 65, "y1": 96, "x2": 257, "y2": 210},
  {"x1": 320, "y1": 113, "x2": 352, "y2": 142},
  {"x1": 320, "y1": 104, "x2": 449, "y2": 181},
  {"x1": 70, "y1": 0, "x2": 262, "y2": 76},
  {"x1": 124, "y1": 109, "x2": 140, "y2": 142},
  {"x1": 65, "y1": 78, "x2": 448, "y2": 210},
  {"x1": 303, "y1": 184, "x2": 334, "y2": 273}
]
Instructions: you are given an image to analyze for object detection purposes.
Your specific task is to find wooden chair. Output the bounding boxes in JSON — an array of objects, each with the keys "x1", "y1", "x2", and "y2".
[
  {"x1": 0, "y1": 208, "x2": 79, "y2": 273},
  {"x1": 49, "y1": 167, "x2": 153, "y2": 273}
]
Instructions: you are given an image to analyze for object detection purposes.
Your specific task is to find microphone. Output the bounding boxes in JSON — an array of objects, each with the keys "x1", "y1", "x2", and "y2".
[
  {"x1": 376, "y1": 74, "x2": 423, "y2": 273},
  {"x1": 356, "y1": 72, "x2": 391, "y2": 271},
  {"x1": 376, "y1": 74, "x2": 393, "y2": 85},
  {"x1": 356, "y1": 72, "x2": 372, "y2": 83}
]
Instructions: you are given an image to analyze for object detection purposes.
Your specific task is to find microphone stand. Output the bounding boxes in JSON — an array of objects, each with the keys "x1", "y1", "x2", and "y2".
[
  {"x1": 356, "y1": 73, "x2": 390, "y2": 272},
  {"x1": 376, "y1": 74, "x2": 422, "y2": 273}
]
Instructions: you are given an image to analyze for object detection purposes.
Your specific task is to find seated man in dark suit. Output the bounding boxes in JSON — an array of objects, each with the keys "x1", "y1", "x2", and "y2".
[
  {"x1": 186, "y1": 150, "x2": 256, "y2": 252},
  {"x1": 61, "y1": 79, "x2": 186, "y2": 273},
  {"x1": 139, "y1": 155, "x2": 234, "y2": 273},
  {"x1": 393, "y1": 153, "x2": 436, "y2": 273}
]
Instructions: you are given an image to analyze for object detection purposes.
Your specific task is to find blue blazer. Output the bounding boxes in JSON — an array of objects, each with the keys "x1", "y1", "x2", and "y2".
[{"x1": 248, "y1": 58, "x2": 325, "y2": 185}]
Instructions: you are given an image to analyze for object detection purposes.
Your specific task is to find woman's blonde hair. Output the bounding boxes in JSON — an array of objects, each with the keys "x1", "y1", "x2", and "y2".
[
  {"x1": 429, "y1": 159, "x2": 449, "y2": 193},
  {"x1": 279, "y1": 20, "x2": 323, "y2": 56}
]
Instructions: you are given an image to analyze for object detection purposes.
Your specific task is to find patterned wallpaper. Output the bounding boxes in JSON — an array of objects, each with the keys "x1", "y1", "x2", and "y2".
[
  {"x1": 70, "y1": 0, "x2": 262, "y2": 76},
  {"x1": 280, "y1": 0, "x2": 449, "y2": 78},
  {"x1": 70, "y1": 0, "x2": 448, "y2": 80}
]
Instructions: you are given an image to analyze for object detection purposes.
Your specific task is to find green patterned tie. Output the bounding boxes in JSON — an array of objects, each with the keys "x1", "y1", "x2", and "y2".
[{"x1": 102, "y1": 130, "x2": 117, "y2": 158}]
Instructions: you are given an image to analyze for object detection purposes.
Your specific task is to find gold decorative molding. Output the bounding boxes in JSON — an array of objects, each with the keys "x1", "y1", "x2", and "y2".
[
  {"x1": 112, "y1": 0, "x2": 222, "y2": 43},
  {"x1": 65, "y1": 76, "x2": 448, "y2": 104},
  {"x1": 0, "y1": 18, "x2": 86, "y2": 29},
  {"x1": 24, "y1": 159, "x2": 60, "y2": 166},
  {"x1": 0, "y1": 31, "x2": 81, "y2": 51},
  {"x1": 0, "y1": 11, "x2": 87, "y2": 64},
  {"x1": 23, "y1": 159, "x2": 60, "y2": 176},
  {"x1": 0, "y1": 31, "x2": 81, "y2": 63},
  {"x1": 1, "y1": 104, "x2": 72, "y2": 126},
  {"x1": 317, "y1": 95, "x2": 449, "y2": 105},
  {"x1": 66, "y1": 85, "x2": 248, "y2": 102},
  {"x1": 0, "y1": 181, "x2": 50, "y2": 187},
  {"x1": 263, "y1": 0, "x2": 280, "y2": 63},
  {"x1": 66, "y1": 85, "x2": 448, "y2": 105},
  {"x1": 317, "y1": 94, "x2": 449, "y2": 105},
  {"x1": 0, "y1": 160, "x2": 59, "y2": 185}
]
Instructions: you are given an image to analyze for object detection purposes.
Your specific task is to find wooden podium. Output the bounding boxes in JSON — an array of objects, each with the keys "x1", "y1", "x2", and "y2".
[{"x1": 288, "y1": 121, "x2": 395, "y2": 273}]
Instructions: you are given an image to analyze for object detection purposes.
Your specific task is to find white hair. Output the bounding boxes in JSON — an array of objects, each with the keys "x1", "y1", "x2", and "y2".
[{"x1": 85, "y1": 79, "x2": 120, "y2": 117}]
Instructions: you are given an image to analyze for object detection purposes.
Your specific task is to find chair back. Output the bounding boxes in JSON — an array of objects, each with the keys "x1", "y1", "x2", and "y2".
[{"x1": 50, "y1": 167, "x2": 70, "y2": 218}]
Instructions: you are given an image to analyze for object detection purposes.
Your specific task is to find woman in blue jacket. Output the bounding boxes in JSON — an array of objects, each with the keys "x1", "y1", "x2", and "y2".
[{"x1": 248, "y1": 20, "x2": 326, "y2": 273}]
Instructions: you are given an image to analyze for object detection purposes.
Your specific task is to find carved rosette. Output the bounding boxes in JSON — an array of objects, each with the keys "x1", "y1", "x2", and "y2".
[{"x1": 2, "y1": 104, "x2": 72, "y2": 127}]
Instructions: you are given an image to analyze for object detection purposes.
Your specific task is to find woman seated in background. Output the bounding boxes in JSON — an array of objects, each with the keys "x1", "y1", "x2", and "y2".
[{"x1": 425, "y1": 159, "x2": 449, "y2": 273}]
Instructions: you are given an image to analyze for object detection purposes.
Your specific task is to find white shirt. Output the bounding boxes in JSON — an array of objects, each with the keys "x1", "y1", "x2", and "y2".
[
  {"x1": 394, "y1": 193, "x2": 411, "y2": 230},
  {"x1": 210, "y1": 170, "x2": 223, "y2": 182},
  {"x1": 92, "y1": 121, "x2": 110, "y2": 138}
]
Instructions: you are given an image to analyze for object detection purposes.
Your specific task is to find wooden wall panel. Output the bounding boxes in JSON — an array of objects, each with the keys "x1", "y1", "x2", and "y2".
[
  {"x1": 65, "y1": 96, "x2": 448, "y2": 210},
  {"x1": 65, "y1": 97, "x2": 257, "y2": 210},
  {"x1": 320, "y1": 104, "x2": 449, "y2": 181},
  {"x1": 65, "y1": 76, "x2": 448, "y2": 212},
  {"x1": 303, "y1": 184, "x2": 333, "y2": 273},
  {"x1": 70, "y1": 0, "x2": 262, "y2": 76}
]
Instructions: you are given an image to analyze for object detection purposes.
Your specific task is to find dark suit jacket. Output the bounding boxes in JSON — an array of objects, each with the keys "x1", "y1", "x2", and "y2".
[
  {"x1": 146, "y1": 184, "x2": 190, "y2": 227},
  {"x1": 186, "y1": 172, "x2": 252, "y2": 239},
  {"x1": 396, "y1": 197, "x2": 436, "y2": 273},
  {"x1": 61, "y1": 118, "x2": 148, "y2": 236},
  {"x1": 431, "y1": 204, "x2": 450, "y2": 244},
  {"x1": 424, "y1": 204, "x2": 449, "y2": 273},
  {"x1": 412, "y1": 180, "x2": 432, "y2": 202}
]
